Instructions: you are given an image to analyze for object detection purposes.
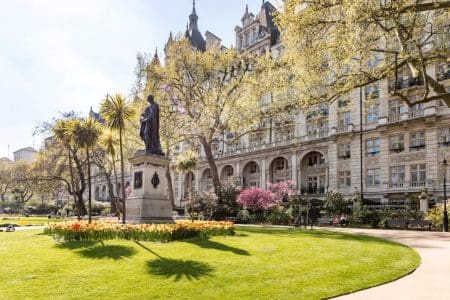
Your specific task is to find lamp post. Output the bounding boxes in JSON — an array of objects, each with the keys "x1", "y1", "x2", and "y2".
[{"x1": 442, "y1": 158, "x2": 449, "y2": 232}]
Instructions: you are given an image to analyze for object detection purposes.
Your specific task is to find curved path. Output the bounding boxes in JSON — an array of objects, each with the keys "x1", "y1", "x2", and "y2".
[{"x1": 329, "y1": 228, "x2": 450, "y2": 300}]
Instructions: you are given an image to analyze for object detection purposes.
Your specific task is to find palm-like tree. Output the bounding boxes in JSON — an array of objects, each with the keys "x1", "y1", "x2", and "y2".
[
  {"x1": 100, "y1": 93, "x2": 135, "y2": 224},
  {"x1": 69, "y1": 117, "x2": 102, "y2": 223},
  {"x1": 100, "y1": 128, "x2": 120, "y2": 214},
  {"x1": 176, "y1": 150, "x2": 199, "y2": 220}
]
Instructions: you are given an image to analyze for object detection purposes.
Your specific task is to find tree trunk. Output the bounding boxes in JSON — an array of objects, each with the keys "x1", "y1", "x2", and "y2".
[
  {"x1": 68, "y1": 149, "x2": 78, "y2": 219},
  {"x1": 72, "y1": 151, "x2": 87, "y2": 220},
  {"x1": 119, "y1": 125, "x2": 126, "y2": 224},
  {"x1": 111, "y1": 156, "x2": 120, "y2": 216},
  {"x1": 105, "y1": 171, "x2": 117, "y2": 214},
  {"x1": 198, "y1": 136, "x2": 225, "y2": 220},
  {"x1": 86, "y1": 146, "x2": 92, "y2": 224},
  {"x1": 76, "y1": 192, "x2": 87, "y2": 219},
  {"x1": 165, "y1": 148, "x2": 175, "y2": 209},
  {"x1": 198, "y1": 137, "x2": 222, "y2": 203}
]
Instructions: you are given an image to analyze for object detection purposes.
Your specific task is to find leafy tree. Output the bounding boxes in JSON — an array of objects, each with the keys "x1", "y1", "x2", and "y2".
[
  {"x1": 426, "y1": 203, "x2": 450, "y2": 229},
  {"x1": 324, "y1": 191, "x2": 351, "y2": 217},
  {"x1": 277, "y1": 0, "x2": 450, "y2": 107},
  {"x1": 34, "y1": 115, "x2": 88, "y2": 219},
  {"x1": 0, "y1": 161, "x2": 12, "y2": 202},
  {"x1": 100, "y1": 93, "x2": 135, "y2": 224},
  {"x1": 148, "y1": 39, "x2": 265, "y2": 204},
  {"x1": 10, "y1": 162, "x2": 36, "y2": 203}
]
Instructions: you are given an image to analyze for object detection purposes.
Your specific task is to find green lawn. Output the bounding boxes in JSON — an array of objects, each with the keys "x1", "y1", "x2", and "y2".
[
  {"x1": 0, "y1": 216, "x2": 65, "y2": 226},
  {"x1": 0, "y1": 226, "x2": 420, "y2": 300}
]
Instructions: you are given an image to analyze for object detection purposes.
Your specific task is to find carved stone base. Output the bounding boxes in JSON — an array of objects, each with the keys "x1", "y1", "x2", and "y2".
[{"x1": 125, "y1": 152, "x2": 173, "y2": 224}]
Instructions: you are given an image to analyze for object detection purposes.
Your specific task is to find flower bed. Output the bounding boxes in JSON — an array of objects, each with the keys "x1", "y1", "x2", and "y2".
[{"x1": 43, "y1": 220, "x2": 234, "y2": 242}]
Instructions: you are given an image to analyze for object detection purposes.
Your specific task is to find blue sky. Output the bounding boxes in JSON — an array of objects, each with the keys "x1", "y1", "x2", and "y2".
[{"x1": 0, "y1": 0, "x2": 273, "y2": 158}]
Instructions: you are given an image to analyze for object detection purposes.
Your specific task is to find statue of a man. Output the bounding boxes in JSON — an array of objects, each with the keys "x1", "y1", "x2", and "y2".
[{"x1": 140, "y1": 94, "x2": 164, "y2": 156}]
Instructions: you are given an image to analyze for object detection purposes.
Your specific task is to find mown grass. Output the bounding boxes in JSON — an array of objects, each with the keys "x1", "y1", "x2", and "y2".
[
  {"x1": 0, "y1": 216, "x2": 64, "y2": 226},
  {"x1": 0, "y1": 226, "x2": 420, "y2": 300}
]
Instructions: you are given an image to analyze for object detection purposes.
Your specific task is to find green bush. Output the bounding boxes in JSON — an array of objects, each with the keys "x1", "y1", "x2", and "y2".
[
  {"x1": 267, "y1": 206, "x2": 293, "y2": 225},
  {"x1": 426, "y1": 204, "x2": 450, "y2": 229},
  {"x1": 236, "y1": 209, "x2": 252, "y2": 224}
]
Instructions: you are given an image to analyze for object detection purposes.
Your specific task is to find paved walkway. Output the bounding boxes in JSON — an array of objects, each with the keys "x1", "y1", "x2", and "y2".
[{"x1": 329, "y1": 228, "x2": 450, "y2": 300}]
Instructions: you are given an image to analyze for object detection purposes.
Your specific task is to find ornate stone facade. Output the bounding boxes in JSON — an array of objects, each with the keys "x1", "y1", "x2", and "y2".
[{"x1": 171, "y1": 2, "x2": 450, "y2": 210}]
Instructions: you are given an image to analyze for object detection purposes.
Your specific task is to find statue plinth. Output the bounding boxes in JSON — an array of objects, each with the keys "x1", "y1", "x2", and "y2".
[{"x1": 126, "y1": 151, "x2": 173, "y2": 224}]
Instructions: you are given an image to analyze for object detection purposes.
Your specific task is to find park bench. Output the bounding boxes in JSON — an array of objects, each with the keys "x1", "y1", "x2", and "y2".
[
  {"x1": 386, "y1": 219, "x2": 408, "y2": 229},
  {"x1": 407, "y1": 220, "x2": 432, "y2": 231}
]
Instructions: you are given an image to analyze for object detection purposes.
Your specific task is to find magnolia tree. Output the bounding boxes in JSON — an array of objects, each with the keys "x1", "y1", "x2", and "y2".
[
  {"x1": 237, "y1": 187, "x2": 278, "y2": 211},
  {"x1": 268, "y1": 180, "x2": 295, "y2": 203},
  {"x1": 237, "y1": 180, "x2": 295, "y2": 212}
]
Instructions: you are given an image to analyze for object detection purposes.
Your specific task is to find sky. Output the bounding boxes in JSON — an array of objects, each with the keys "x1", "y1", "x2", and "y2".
[{"x1": 0, "y1": 0, "x2": 270, "y2": 159}]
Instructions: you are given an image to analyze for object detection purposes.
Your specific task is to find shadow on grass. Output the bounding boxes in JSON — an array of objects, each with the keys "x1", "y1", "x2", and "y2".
[
  {"x1": 54, "y1": 240, "x2": 99, "y2": 250},
  {"x1": 236, "y1": 226, "x2": 411, "y2": 249},
  {"x1": 185, "y1": 238, "x2": 250, "y2": 256},
  {"x1": 77, "y1": 245, "x2": 137, "y2": 260},
  {"x1": 147, "y1": 258, "x2": 214, "y2": 281}
]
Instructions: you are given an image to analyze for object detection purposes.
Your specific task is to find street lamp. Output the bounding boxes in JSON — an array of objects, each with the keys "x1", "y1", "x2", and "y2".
[{"x1": 442, "y1": 158, "x2": 449, "y2": 232}]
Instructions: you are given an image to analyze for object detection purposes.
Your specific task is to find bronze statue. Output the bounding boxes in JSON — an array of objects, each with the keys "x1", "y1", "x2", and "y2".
[{"x1": 140, "y1": 94, "x2": 164, "y2": 156}]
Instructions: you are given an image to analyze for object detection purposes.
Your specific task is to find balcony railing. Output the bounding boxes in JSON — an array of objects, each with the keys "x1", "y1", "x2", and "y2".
[
  {"x1": 389, "y1": 182, "x2": 405, "y2": 189},
  {"x1": 388, "y1": 114, "x2": 400, "y2": 123},
  {"x1": 336, "y1": 125, "x2": 350, "y2": 133},
  {"x1": 387, "y1": 110, "x2": 425, "y2": 124},
  {"x1": 389, "y1": 181, "x2": 429, "y2": 190},
  {"x1": 409, "y1": 110, "x2": 424, "y2": 119},
  {"x1": 300, "y1": 186, "x2": 325, "y2": 195},
  {"x1": 299, "y1": 131, "x2": 329, "y2": 142},
  {"x1": 410, "y1": 181, "x2": 427, "y2": 188},
  {"x1": 390, "y1": 77, "x2": 424, "y2": 91}
]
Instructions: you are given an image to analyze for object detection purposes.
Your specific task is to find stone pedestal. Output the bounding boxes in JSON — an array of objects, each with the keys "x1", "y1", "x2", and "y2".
[
  {"x1": 126, "y1": 151, "x2": 173, "y2": 224},
  {"x1": 419, "y1": 188, "x2": 429, "y2": 213}
]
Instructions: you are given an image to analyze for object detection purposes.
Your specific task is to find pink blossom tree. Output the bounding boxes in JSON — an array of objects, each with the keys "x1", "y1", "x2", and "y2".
[
  {"x1": 268, "y1": 180, "x2": 295, "y2": 203},
  {"x1": 236, "y1": 187, "x2": 277, "y2": 211}
]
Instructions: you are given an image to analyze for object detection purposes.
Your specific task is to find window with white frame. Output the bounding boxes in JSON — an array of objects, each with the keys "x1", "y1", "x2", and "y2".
[
  {"x1": 367, "y1": 138, "x2": 380, "y2": 156},
  {"x1": 410, "y1": 131, "x2": 426, "y2": 149},
  {"x1": 366, "y1": 104, "x2": 379, "y2": 123},
  {"x1": 367, "y1": 168, "x2": 381, "y2": 187},
  {"x1": 410, "y1": 164, "x2": 426, "y2": 186},
  {"x1": 390, "y1": 166, "x2": 405, "y2": 186},
  {"x1": 338, "y1": 143, "x2": 351, "y2": 159},
  {"x1": 338, "y1": 111, "x2": 351, "y2": 128},
  {"x1": 438, "y1": 128, "x2": 450, "y2": 147},
  {"x1": 389, "y1": 99, "x2": 407, "y2": 116},
  {"x1": 338, "y1": 171, "x2": 351, "y2": 187},
  {"x1": 389, "y1": 135, "x2": 405, "y2": 152},
  {"x1": 410, "y1": 100, "x2": 425, "y2": 117},
  {"x1": 365, "y1": 82, "x2": 380, "y2": 99}
]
